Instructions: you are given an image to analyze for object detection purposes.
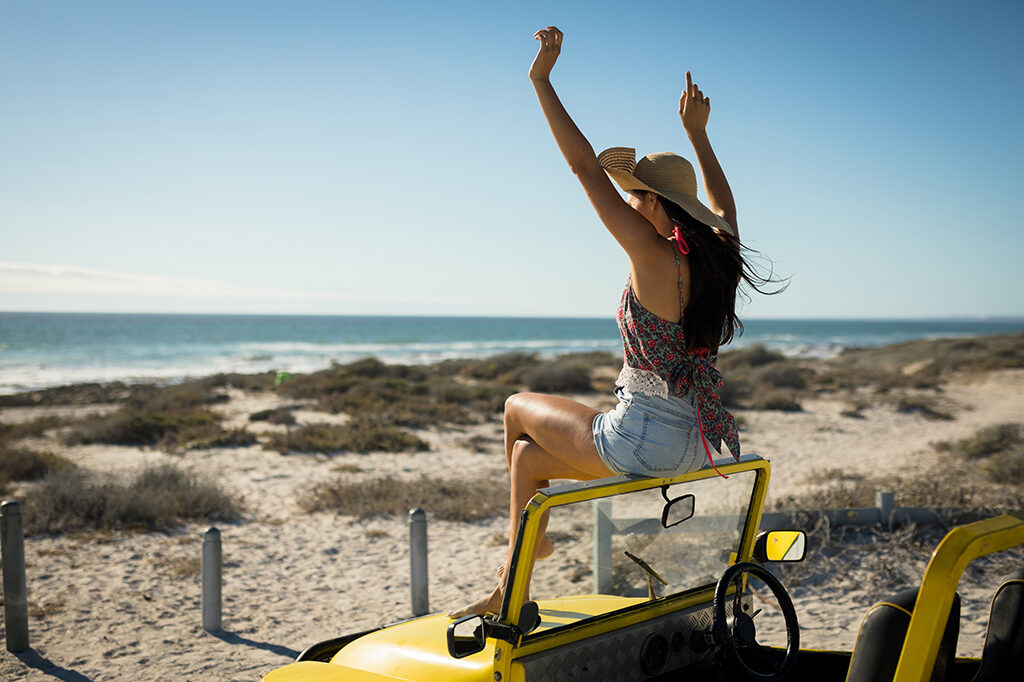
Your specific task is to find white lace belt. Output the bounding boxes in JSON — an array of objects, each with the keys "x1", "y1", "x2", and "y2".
[{"x1": 616, "y1": 365, "x2": 670, "y2": 399}]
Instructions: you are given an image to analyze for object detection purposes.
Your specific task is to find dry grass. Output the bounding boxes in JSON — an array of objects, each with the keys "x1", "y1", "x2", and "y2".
[
  {"x1": 771, "y1": 459, "x2": 1024, "y2": 599},
  {"x1": 249, "y1": 407, "x2": 298, "y2": 426},
  {"x1": 159, "y1": 555, "x2": 202, "y2": 578},
  {"x1": 717, "y1": 345, "x2": 809, "y2": 410},
  {"x1": 0, "y1": 445, "x2": 75, "y2": 494},
  {"x1": 278, "y1": 358, "x2": 513, "y2": 428},
  {"x1": 891, "y1": 395, "x2": 953, "y2": 421},
  {"x1": 21, "y1": 463, "x2": 241, "y2": 536},
  {"x1": 935, "y1": 423, "x2": 1024, "y2": 484},
  {"x1": 770, "y1": 464, "x2": 1024, "y2": 516},
  {"x1": 265, "y1": 419, "x2": 428, "y2": 454},
  {"x1": 0, "y1": 415, "x2": 68, "y2": 441},
  {"x1": 748, "y1": 391, "x2": 803, "y2": 412},
  {"x1": 63, "y1": 389, "x2": 256, "y2": 452},
  {"x1": 299, "y1": 475, "x2": 508, "y2": 521},
  {"x1": 521, "y1": 359, "x2": 594, "y2": 393}
]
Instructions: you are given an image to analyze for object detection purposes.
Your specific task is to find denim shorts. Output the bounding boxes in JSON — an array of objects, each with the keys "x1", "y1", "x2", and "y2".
[{"x1": 592, "y1": 385, "x2": 703, "y2": 477}]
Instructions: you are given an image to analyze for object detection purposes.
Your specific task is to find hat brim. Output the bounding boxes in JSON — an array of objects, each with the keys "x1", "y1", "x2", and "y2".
[{"x1": 603, "y1": 166, "x2": 736, "y2": 238}]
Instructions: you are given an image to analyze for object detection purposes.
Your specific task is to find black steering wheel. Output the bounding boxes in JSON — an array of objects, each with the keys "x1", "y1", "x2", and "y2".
[{"x1": 712, "y1": 561, "x2": 799, "y2": 681}]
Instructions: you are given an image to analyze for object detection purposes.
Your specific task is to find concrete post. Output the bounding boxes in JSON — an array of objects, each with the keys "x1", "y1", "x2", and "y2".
[
  {"x1": 202, "y1": 527, "x2": 222, "y2": 631},
  {"x1": 876, "y1": 490, "x2": 895, "y2": 531},
  {"x1": 1, "y1": 501, "x2": 29, "y2": 652},
  {"x1": 593, "y1": 500, "x2": 613, "y2": 594},
  {"x1": 409, "y1": 508, "x2": 428, "y2": 616}
]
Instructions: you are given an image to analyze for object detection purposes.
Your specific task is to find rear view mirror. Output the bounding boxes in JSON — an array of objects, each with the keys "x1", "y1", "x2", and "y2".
[
  {"x1": 661, "y1": 487, "x2": 695, "y2": 529},
  {"x1": 447, "y1": 614, "x2": 486, "y2": 658},
  {"x1": 753, "y1": 530, "x2": 806, "y2": 563}
]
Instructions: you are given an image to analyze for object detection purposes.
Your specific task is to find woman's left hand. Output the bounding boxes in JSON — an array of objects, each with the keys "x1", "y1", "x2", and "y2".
[
  {"x1": 679, "y1": 70, "x2": 710, "y2": 135},
  {"x1": 530, "y1": 26, "x2": 562, "y2": 82}
]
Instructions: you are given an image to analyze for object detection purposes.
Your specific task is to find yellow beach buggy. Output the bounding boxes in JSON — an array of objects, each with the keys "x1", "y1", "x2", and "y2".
[{"x1": 263, "y1": 454, "x2": 1024, "y2": 681}]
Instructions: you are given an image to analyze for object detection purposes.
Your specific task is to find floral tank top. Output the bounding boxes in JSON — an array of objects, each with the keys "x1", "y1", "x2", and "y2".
[{"x1": 616, "y1": 256, "x2": 740, "y2": 469}]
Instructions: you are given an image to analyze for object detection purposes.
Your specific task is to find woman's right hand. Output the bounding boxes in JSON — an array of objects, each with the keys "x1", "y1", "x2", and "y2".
[
  {"x1": 679, "y1": 71, "x2": 711, "y2": 136},
  {"x1": 529, "y1": 26, "x2": 562, "y2": 82}
]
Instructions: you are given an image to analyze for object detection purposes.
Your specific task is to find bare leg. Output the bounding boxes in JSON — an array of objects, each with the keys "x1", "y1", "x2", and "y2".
[{"x1": 449, "y1": 393, "x2": 613, "y2": 618}]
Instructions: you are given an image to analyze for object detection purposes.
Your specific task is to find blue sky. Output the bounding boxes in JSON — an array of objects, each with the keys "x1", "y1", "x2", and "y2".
[{"x1": 2, "y1": 0, "x2": 1022, "y2": 318}]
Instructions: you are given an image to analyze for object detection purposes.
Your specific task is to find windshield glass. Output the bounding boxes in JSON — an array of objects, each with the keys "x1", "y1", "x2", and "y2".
[{"x1": 525, "y1": 469, "x2": 757, "y2": 636}]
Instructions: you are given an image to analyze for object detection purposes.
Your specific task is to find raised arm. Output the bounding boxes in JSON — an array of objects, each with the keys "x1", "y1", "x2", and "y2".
[
  {"x1": 530, "y1": 27, "x2": 662, "y2": 259},
  {"x1": 680, "y1": 71, "x2": 738, "y2": 239}
]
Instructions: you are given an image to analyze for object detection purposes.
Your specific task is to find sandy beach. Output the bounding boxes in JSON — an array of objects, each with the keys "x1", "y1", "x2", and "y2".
[{"x1": 1, "y1": 339, "x2": 1023, "y2": 680}]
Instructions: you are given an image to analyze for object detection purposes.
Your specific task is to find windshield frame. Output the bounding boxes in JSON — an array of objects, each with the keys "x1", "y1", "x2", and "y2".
[{"x1": 499, "y1": 454, "x2": 771, "y2": 642}]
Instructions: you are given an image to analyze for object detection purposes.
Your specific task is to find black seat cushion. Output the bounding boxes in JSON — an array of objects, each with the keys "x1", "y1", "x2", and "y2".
[
  {"x1": 845, "y1": 587, "x2": 960, "y2": 682},
  {"x1": 974, "y1": 567, "x2": 1024, "y2": 682}
]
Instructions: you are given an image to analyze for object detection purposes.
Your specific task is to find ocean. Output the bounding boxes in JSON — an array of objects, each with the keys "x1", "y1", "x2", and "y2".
[{"x1": 1, "y1": 312, "x2": 1023, "y2": 395}]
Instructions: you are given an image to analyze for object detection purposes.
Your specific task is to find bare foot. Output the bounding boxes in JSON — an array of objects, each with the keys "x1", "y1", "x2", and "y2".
[{"x1": 448, "y1": 584, "x2": 503, "y2": 619}]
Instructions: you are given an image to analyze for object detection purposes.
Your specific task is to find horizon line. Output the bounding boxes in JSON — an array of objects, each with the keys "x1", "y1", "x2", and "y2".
[{"x1": 2, "y1": 310, "x2": 1023, "y2": 324}]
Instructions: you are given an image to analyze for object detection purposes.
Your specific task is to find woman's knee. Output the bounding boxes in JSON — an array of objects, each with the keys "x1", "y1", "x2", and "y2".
[
  {"x1": 510, "y1": 437, "x2": 542, "y2": 474},
  {"x1": 505, "y1": 392, "x2": 541, "y2": 415}
]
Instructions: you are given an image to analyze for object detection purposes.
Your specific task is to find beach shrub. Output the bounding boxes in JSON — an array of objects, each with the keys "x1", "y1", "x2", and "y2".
[
  {"x1": 556, "y1": 351, "x2": 621, "y2": 369},
  {"x1": 457, "y1": 352, "x2": 541, "y2": 382},
  {"x1": 65, "y1": 407, "x2": 222, "y2": 447},
  {"x1": 22, "y1": 463, "x2": 240, "y2": 535},
  {"x1": 521, "y1": 359, "x2": 593, "y2": 393},
  {"x1": 185, "y1": 371, "x2": 277, "y2": 393},
  {"x1": 751, "y1": 362, "x2": 808, "y2": 390},
  {"x1": 717, "y1": 344, "x2": 786, "y2": 371},
  {"x1": 936, "y1": 423, "x2": 1023, "y2": 459},
  {"x1": 719, "y1": 376, "x2": 753, "y2": 408},
  {"x1": 980, "y1": 447, "x2": 1024, "y2": 485},
  {"x1": 249, "y1": 407, "x2": 298, "y2": 426},
  {"x1": 935, "y1": 423, "x2": 1024, "y2": 484},
  {"x1": 0, "y1": 381, "x2": 141, "y2": 408},
  {"x1": 840, "y1": 401, "x2": 869, "y2": 419},
  {"x1": 749, "y1": 391, "x2": 803, "y2": 412},
  {"x1": 0, "y1": 415, "x2": 68, "y2": 442},
  {"x1": 0, "y1": 445, "x2": 75, "y2": 494},
  {"x1": 160, "y1": 424, "x2": 258, "y2": 451},
  {"x1": 299, "y1": 475, "x2": 507, "y2": 521},
  {"x1": 276, "y1": 358, "x2": 511, "y2": 427},
  {"x1": 893, "y1": 395, "x2": 952, "y2": 421},
  {"x1": 266, "y1": 419, "x2": 428, "y2": 454},
  {"x1": 770, "y1": 469, "x2": 1012, "y2": 517}
]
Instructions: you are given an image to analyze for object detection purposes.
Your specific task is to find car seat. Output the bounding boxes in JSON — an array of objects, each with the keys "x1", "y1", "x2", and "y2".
[
  {"x1": 972, "y1": 567, "x2": 1024, "y2": 682},
  {"x1": 845, "y1": 587, "x2": 960, "y2": 682}
]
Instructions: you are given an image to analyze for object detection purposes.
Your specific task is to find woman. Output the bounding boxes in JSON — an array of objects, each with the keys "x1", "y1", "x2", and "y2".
[{"x1": 449, "y1": 26, "x2": 780, "y2": 619}]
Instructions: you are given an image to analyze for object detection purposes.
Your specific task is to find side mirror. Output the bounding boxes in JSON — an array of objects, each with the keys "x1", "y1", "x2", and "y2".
[
  {"x1": 447, "y1": 614, "x2": 486, "y2": 658},
  {"x1": 753, "y1": 530, "x2": 806, "y2": 563},
  {"x1": 660, "y1": 488, "x2": 695, "y2": 529}
]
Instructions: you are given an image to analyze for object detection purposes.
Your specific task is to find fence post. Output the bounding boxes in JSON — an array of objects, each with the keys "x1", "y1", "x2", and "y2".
[
  {"x1": 875, "y1": 490, "x2": 895, "y2": 531},
  {"x1": 593, "y1": 500, "x2": 613, "y2": 594},
  {"x1": 1, "y1": 501, "x2": 29, "y2": 653},
  {"x1": 202, "y1": 527, "x2": 222, "y2": 631},
  {"x1": 409, "y1": 509, "x2": 428, "y2": 616}
]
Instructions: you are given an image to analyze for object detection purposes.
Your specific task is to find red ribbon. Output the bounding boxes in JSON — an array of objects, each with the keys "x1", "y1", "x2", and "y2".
[
  {"x1": 697, "y1": 402, "x2": 728, "y2": 479},
  {"x1": 672, "y1": 225, "x2": 690, "y2": 255}
]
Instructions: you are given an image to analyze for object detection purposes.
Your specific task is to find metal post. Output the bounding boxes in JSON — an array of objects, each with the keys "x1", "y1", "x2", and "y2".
[
  {"x1": 202, "y1": 527, "x2": 222, "y2": 631},
  {"x1": 409, "y1": 508, "x2": 428, "y2": 616},
  {"x1": 1, "y1": 501, "x2": 29, "y2": 652},
  {"x1": 876, "y1": 490, "x2": 895, "y2": 531},
  {"x1": 593, "y1": 500, "x2": 613, "y2": 594}
]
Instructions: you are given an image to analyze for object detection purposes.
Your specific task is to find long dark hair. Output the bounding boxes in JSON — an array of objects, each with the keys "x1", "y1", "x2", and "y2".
[{"x1": 659, "y1": 197, "x2": 786, "y2": 353}]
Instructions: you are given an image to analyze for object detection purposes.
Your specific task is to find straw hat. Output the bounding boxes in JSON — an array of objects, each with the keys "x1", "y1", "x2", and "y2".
[{"x1": 597, "y1": 147, "x2": 735, "y2": 237}]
